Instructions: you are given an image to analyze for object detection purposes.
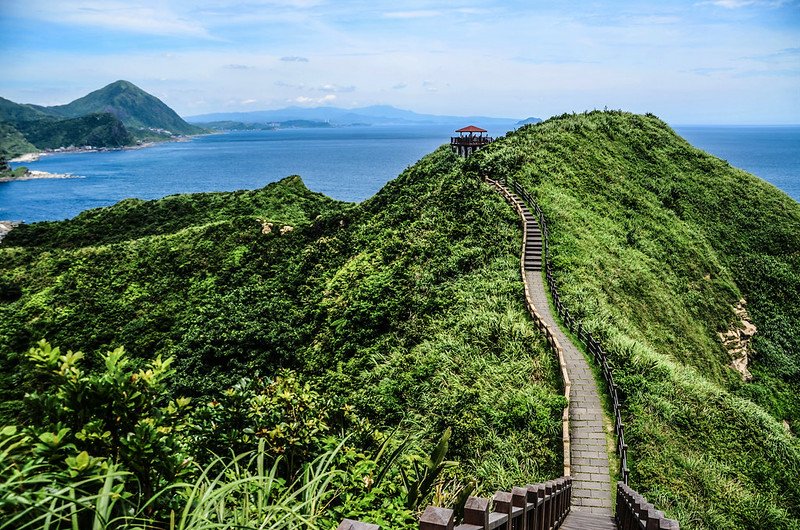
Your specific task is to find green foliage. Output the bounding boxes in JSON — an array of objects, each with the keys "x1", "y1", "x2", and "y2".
[
  {"x1": 13, "y1": 113, "x2": 133, "y2": 150},
  {"x1": 469, "y1": 111, "x2": 800, "y2": 528},
  {"x1": 21, "y1": 340, "x2": 193, "y2": 506},
  {"x1": 190, "y1": 372, "x2": 333, "y2": 476},
  {"x1": 0, "y1": 121, "x2": 37, "y2": 159},
  {"x1": 4, "y1": 174, "x2": 345, "y2": 249},
  {"x1": 0, "y1": 148, "x2": 565, "y2": 497}
]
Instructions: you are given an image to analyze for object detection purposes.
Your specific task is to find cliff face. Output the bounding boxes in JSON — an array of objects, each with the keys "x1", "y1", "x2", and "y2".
[{"x1": 719, "y1": 299, "x2": 757, "y2": 381}]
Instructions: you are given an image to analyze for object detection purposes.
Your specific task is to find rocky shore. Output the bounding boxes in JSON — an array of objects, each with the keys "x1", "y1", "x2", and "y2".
[
  {"x1": 0, "y1": 170, "x2": 82, "y2": 183},
  {"x1": 0, "y1": 221, "x2": 20, "y2": 243}
]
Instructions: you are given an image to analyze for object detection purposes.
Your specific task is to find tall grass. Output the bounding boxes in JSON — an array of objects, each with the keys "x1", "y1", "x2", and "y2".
[{"x1": 1, "y1": 439, "x2": 345, "y2": 530}]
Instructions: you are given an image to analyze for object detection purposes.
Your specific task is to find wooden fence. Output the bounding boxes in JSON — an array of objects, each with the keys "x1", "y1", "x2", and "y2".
[
  {"x1": 506, "y1": 178, "x2": 630, "y2": 485},
  {"x1": 337, "y1": 176, "x2": 681, "y2": 530},
  {"x1": 338, "y1": 478, "x2": 572, "y2": 530},
  {"x1": 616, "y1": 482, "x2": 679, "y2": 530}
]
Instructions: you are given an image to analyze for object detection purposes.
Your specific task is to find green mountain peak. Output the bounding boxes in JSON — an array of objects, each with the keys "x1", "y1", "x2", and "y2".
[{"x1": 46, "y1": 80, "x2": 203, "y2": 135}]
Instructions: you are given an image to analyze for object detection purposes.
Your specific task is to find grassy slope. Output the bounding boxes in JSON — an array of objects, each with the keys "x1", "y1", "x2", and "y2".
[
  {"x1": 0, "y1": 151, "x2": 565, "y2": 493},
  {"x1": 0, "y1": 122, "x2": 37, "y2": 159},
  {"x1": 468, "y1": 111, "x2": 800, "y2": 529}
]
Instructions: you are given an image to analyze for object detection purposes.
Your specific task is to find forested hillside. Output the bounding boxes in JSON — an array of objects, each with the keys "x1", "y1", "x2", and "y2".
[
  {"x1": 0, "y1": 81, "x2": 205, "y2": 158},
  {"x1": 0, "y1": 154, "x2": 565, "y2": 528}
]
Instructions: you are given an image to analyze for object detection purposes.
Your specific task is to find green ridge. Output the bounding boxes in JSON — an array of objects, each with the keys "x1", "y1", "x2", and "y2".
[
  {"x1": 0, "y1": 156, "x2": 565, "y2": 498},
  {"x1": 468, "y1": 110, "x2": 800, "y2": 529}
]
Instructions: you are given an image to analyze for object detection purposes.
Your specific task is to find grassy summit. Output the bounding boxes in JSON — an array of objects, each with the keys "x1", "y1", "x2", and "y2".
[
  {"x1": 0, "y1": 111, "x2": 797, "y2": 528},
  {"x1": 469, "y1": 111, "x2": 800, "y2": 528}
]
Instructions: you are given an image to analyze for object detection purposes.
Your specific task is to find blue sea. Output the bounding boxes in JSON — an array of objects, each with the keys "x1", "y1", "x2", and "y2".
[{"x1": 2, "y1": 124, "x2": 798, "y2": 222}]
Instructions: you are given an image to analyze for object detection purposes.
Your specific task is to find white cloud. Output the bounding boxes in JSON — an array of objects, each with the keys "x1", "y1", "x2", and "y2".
[
  {"x1": 281, "y1": 56, "x2": 310, "y2": 62},
  {"x1": 293, "y1": 94, "x2": 337, "y2": 104},
  {"x1": 706, "y1": 0, "x2": 786, "y2": 7},
  {"x1": 17, "y1": 0, "x2": 215, "y2": 37},
  {"x1": 383, "y1": 10, "x2": 442, "y2": 19},
  {"x1": 319, "y1": 84, "x2": 355, "y2": 93}
]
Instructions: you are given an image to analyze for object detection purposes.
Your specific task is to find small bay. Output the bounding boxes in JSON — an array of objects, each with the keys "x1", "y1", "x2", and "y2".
[{"x1": 2, "y1": 123, "x2": 798, "y2": 223}]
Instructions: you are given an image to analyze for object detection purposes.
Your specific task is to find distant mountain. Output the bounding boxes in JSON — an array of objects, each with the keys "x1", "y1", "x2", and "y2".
[
  {"x1": 196, "y1": 119, "x2": 333, "y2": 131},
  {"x1": 186, "y1": 105, "x2": 530, "y2": 128},
  {"x1": 0, "y1": 81, "x2": 204, "y2": 157},
  {"x1": 516, "y1": 117, "x2": 543, "y2": 126},
  {"x1": 43, "y1": 81, "x2": 204, "y2": 136}
]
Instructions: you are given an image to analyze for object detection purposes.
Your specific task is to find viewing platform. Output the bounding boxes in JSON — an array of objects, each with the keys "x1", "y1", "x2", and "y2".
[{"x1": 451, "y1": 125, "x2": 493, "y2": 157}]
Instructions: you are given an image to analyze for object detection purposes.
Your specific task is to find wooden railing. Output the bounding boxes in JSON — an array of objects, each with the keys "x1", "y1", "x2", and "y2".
[
  {"x1": 505, "y1": 178, "x2": 630, "y2": 485},
  {"x1": 337, "y1": 175, "x2": 681, "y2": 530},
  {"x1": 420, "y1": 478, "x2": 571, "y2": 530},
  {"x1": 616, "y1": 483, "x2": 679, "y2": 530},
  {"x1": 337, "y1": 478, "x2": 572, "y2": 530},
  {"x1": 486, "y1": 175, "x2": 571, "y2": 478}
]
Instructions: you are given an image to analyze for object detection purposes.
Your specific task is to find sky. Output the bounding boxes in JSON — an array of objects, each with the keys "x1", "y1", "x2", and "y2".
[{"x1": 0, "y1": 0, "x2": 798, "y2": 124}]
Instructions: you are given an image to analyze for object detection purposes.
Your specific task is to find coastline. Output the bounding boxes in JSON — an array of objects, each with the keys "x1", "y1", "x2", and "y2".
[
  {"x1": 0, "y1": 170, "x2": 83, "y2": 183},
  {"x1": 9, "y1": 142, "x2": 158, "y2": 164},
  {"x1": 7, "y1": 134, "x2": 205, "y2": 164}
]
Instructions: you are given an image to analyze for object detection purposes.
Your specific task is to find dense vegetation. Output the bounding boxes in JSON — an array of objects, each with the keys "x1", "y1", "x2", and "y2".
[
  {"x1": 13, "y1": 113, "x2": 133, "y2": 150},
  {"x1": 0, "y1": 81, "x2": 205, "y2": 157},
  {"x1": 2, "y1": 111, "x2": 797, "y2": 528},
  {"x1": 0, "y1": 153, "x2": 565, "y2": 527},
  {"x1": 468, "y1": 111, "x2": 800, "y2": 529},
  {"x1": 0, "y1": 121, "x2": 37, "y2": 159}
]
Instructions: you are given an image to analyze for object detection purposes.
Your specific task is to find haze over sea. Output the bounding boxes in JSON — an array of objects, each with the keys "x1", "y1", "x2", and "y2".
[{"x1": 2, "y1": 124, "x2": 798, "y2": 223}]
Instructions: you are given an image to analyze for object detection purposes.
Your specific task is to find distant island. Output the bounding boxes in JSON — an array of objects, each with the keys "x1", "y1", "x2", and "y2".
[
  {"x1": 195, "y1": 119, "x2": 334, "y2": 131},
  {"x1": 186, "y1": 105, "x2": 534, "y2": 128}
]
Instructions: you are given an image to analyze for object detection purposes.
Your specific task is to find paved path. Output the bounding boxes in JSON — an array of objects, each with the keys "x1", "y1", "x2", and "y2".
[{"x1": 491, "y1": 179, "x2": 616, "y2": 529}]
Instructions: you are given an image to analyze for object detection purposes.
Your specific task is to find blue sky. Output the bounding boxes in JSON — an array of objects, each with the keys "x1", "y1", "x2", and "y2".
[{"x1": 1, "y1": 0, "x2": 798, "y2": 123}]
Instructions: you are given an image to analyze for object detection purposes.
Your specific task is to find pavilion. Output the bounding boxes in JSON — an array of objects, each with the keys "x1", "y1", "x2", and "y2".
[{"x1": 450, "y1": 125, "x2": 493, "y2": 157}]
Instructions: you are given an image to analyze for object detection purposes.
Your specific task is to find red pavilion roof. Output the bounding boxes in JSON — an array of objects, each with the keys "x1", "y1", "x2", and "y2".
[{"x1": 455, "y1": 125, "x2": 488, "y2": 133}]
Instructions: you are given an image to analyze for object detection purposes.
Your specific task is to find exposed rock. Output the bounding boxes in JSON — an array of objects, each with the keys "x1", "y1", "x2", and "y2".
[
  {"x1": 784, "y1": 420, "x2": 793, "y2": 436},
  {"x1": 259, "y1": 220, "x2": 273, "y2": 234},
  {"x1": 0, "y1": 221, "x2": 20, "y2": 243},
  {"x1": 280, "y1": 225, "x2": 294, "y2": 235},
  {"x1": 719, "y1": 298, "x2": 757, "y2": 381}
]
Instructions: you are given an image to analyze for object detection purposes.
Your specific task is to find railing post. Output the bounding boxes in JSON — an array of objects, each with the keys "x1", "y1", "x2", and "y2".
[
  {"x1": 512, "y1": 486, "x2": 530, "y2": 530},
  {"x1": 463, "y1": 496, "x2": 490, "y2": 529},
  {"x1": 544, "y1": 481, "x2": 554, "y2": 529},
  {"x1": 492, "y1": 491, "x2": 515, "y2": 530},
  {"x1": 420, "y1": 506, "x2": 454, "y2": 530}
]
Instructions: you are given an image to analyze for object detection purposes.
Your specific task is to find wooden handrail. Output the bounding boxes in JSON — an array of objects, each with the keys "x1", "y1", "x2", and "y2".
[
  {"x1": 616, "y1": 483, "x2": 680, "y2": 529},
  {"x1": 337, "y1": 174, "x2": 681, "y2": 529},
  {"x1": 504, "y1": 176, "x2": 631, "y2": 485}
]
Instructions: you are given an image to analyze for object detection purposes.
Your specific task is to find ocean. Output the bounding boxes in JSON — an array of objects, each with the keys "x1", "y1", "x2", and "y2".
[{"x1": 2, "y1": 124, "x2": 798, "y2": 223}]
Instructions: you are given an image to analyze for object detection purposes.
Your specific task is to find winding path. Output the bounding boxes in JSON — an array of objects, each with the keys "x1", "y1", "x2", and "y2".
[{"x1": 488, "y1": 177, "x2": 616, "y2": 529}]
